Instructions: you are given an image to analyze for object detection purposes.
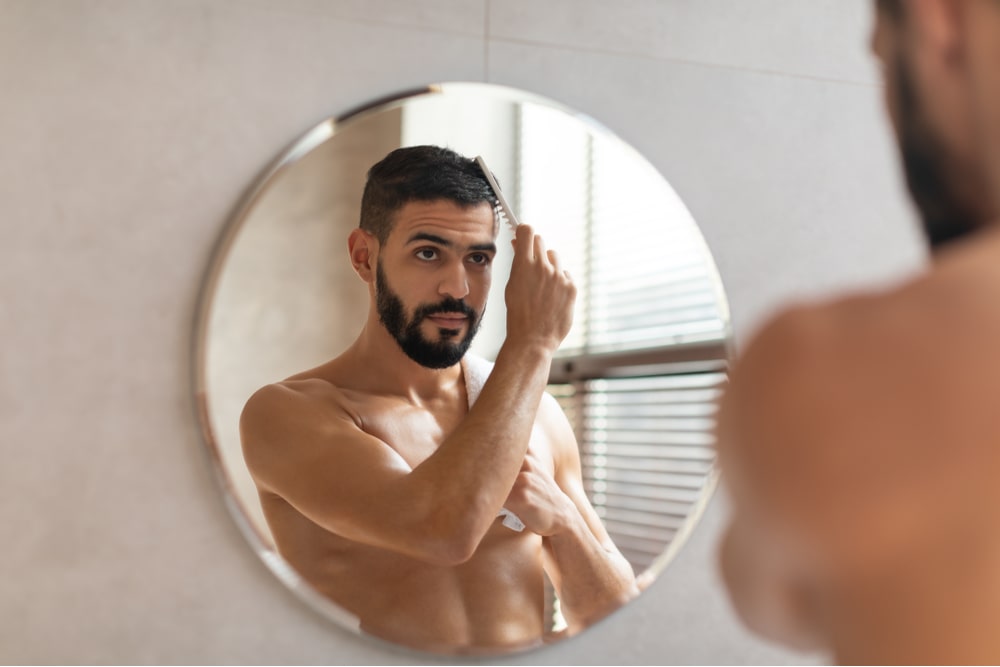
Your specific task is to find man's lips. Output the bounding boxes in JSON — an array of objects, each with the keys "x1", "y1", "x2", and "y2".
[{"x1": 425, "y1": 313, "x2": 469, "y2": 327}]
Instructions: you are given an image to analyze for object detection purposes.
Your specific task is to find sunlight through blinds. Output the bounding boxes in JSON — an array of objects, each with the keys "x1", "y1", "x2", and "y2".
[{"x1": 517, "y1": 103, "x2": 729, "y2": 573}]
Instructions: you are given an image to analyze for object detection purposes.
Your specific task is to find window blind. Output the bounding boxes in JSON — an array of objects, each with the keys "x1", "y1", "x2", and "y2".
[{"x1": 517, "y1": 103, "x2": 729, "y2": 574}]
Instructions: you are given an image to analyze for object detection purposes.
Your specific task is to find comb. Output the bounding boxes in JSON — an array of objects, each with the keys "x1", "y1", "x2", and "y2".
[{"x1": 475, "y1": 155, "x2": 520, "y2": 232}]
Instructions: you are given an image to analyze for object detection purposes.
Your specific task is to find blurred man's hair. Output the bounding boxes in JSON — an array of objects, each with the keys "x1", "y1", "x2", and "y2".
[{"x1": 876, "y1": 0, "x2": 902, "y2": 19}]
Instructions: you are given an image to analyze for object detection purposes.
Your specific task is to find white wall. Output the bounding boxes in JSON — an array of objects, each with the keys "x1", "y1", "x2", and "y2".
[{"x1": 0, "y1": 0, "x2": 925, "y2": 663}]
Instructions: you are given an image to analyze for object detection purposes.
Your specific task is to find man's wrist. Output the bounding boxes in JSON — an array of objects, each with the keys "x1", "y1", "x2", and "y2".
[
  {"x1": 496, "y1": 337, "x2": 556, "y2": 369},
  {"x1": 542, "y1": 495, "x2": 585, "y2": 542}
]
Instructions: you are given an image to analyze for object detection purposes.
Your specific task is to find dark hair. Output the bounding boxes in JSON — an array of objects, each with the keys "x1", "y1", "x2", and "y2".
[
  {"x1": 359, "y1": 145, "x2": 498, "y2": 243},
  {"x1": 876, "y1": 0, "x2": 902, "y2": 20}
]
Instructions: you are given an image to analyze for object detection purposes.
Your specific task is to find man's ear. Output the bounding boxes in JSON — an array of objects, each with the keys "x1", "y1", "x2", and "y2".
[
  {"x1": 910, "y1": 0, "x2": 966, "y2": 67},
  {"x1": 348, "y1": 228, "x2": 378, "y2": 283}
]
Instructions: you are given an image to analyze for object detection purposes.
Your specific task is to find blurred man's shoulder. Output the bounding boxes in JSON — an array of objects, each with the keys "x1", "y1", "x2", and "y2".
[{"x1": 732, "y1": 230, "x2": 1000, "y2": 419}]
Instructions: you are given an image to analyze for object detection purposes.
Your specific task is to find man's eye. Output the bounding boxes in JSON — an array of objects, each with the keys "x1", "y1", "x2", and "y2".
[
  {"x1": 468, "y1": 253, "x2": 491, "y2": 265},
  {"x1": 416, "y1": 248, "x2": 438, "y2": 261}
]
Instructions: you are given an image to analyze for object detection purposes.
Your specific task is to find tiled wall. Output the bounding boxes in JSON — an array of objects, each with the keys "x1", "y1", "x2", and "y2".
[{"x1": 0, "y1": 0, "x2": 924, "y2": 663}]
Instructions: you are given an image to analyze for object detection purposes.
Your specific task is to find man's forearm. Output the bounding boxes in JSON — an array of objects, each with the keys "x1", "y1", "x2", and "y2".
[
  {"x1": 405, "y1": 342, "x2": 555, "y2": 557},
  {"x1": 544, "y1": 511, "x2": 638, "y2": 631}
]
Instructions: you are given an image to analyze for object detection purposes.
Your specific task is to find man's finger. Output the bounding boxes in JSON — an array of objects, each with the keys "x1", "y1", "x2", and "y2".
[
  {"x1": 547, "y1": 248, "x2": 561, "y2": 272},
  {"x1": 514, "y1": 224, "x2": 535, "y2": 262},
  {"x1": 534, "y1": 233, "x2": 547, "y2": 265}
]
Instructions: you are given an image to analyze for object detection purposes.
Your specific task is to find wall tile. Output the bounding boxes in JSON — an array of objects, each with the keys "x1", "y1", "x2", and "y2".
[
  {"x1": 242, "y1": 0, "x2": 487, "y2": 36},
  {"x1": 490, "y1": 0, "x2": 880, "y2": 85}
]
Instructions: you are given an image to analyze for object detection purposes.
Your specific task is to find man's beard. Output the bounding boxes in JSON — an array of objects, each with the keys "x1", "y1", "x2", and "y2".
[
  {"x1": 375, "y1": 263, "x2": 483, "y2": 369},
  {"x1": 894, "y1": 53, "x2": 981, "y2": 250}
]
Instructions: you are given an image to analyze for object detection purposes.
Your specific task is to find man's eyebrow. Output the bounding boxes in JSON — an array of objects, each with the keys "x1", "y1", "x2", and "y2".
[
  {"x1": 406, "y1": 232, "x2": 451, "y2": 246},
  {"x1": 470, "y1": 242, "x2": 498, "y2": 254},
  {"x1": 406, "y1": 232, "x2": 497, "y2": 254}
]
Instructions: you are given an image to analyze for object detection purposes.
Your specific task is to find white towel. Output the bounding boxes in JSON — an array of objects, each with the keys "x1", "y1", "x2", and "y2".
[{"x1": 461, "y1": 353, "x2": 494, "y2": 408}]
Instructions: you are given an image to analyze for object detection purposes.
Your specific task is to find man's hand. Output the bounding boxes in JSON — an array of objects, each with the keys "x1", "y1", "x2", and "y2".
[
  {"x1": 503, "y1": 451, "x2": 576, "y2": 536},
  {"x1": 505, "y1": 224, "x2": 576, "y2": 353}
]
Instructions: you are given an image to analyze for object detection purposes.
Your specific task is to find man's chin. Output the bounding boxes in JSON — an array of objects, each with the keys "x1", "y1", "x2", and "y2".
[
  {"x1": 397, "y1": 339, "x2": 470, "y2": 369},
  {"x1": 413, "y1": 351, "x2": 466, "y2": 370}
]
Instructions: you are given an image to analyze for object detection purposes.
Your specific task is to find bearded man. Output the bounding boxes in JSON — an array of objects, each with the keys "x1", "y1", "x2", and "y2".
[{"x1": 240, "y1": 145, "x2": 636, "y2": 654}]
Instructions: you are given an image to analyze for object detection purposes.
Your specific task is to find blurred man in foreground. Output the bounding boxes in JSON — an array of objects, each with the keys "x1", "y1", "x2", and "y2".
[{"x1": 718, "y1": 0, "x2": 1000, "y2": 662}]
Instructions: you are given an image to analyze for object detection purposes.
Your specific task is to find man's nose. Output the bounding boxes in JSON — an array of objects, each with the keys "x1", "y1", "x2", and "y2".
[{"x1": 438, "y1": 262, "x2": 470, "y2": 299}]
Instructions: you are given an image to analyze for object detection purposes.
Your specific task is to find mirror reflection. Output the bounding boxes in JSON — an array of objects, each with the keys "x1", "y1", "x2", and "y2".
[{"x1": 195, "y1": 83, "x2": 730, "y2": 655}]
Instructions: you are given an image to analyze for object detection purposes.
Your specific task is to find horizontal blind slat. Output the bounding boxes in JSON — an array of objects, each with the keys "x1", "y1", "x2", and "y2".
[
  {"x1": 584, "y1": 457, "x2": 715, "y2": 476},
  {"x1": 591, "y1": 491, "x2": 704, "y2": 511},
  {"x1": 596, "y1": 506, "x2": 694, "y2": 526},
  {"x1": 586, "y1": 474, "x2": 709, "y2": 493}
]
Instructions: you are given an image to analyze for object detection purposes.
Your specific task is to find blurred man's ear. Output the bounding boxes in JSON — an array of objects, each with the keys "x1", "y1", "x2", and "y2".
[
  {"x1": 348, "y1": 228, "x2": 378, "y2": 283},
  {"x1": 909, "y1": 0, "x2": 965, "y2": 65}
]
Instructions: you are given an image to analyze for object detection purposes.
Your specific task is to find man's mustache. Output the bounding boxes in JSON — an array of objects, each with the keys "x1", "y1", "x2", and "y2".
[{"x1": 413, "y1": 298, "x2": 477, "y2": 322}]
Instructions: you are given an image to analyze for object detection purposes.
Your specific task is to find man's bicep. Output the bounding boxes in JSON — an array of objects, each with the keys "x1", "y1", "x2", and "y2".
[{"x1": 239, "y1": 384, "x2": 413, "y2": 538}]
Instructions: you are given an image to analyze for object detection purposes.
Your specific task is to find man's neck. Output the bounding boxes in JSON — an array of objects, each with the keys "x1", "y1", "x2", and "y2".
[{"x1": 348, "y1": 319, "x2": 466, "y2": 405}]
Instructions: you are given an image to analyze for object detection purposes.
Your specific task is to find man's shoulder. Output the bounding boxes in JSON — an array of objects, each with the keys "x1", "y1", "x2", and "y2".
[
  {"x1": 240, "y1": 377, "x2": 359, "y2": 450},
  {"x1": 727, "y1": 238, "x2": 1000, "y2": 438},
  {"x1": 244, "y1": 376, "x2": 345, "y2": 414},
  {"x1": 836, "y1": 232, "x2": 1000, "y2": 364},
  {"x1": 736, "y1": 250, "x2": 994, "y2": 381},
  {"x1": 244, "y1": 352, "x2": 374, "y2": 420}
]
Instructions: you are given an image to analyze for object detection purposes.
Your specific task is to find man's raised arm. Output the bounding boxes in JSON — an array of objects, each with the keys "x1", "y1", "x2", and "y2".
[{"x1": 240, "y1": 224, "x2": 576, "y2": 565}]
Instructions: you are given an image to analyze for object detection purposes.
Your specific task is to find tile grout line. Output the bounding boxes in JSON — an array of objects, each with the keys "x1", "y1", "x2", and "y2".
[{"x1": 488, "y1": 34, "x2": 882, "y2": 89}]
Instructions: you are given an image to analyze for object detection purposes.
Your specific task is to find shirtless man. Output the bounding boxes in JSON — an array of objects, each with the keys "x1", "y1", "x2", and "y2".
[
  {"x1": 240, "y1": 145, "x2": 637, "y2": 653},
  {"x1": 718, "y1": 0, "x2": 1000, "y2": 663}
]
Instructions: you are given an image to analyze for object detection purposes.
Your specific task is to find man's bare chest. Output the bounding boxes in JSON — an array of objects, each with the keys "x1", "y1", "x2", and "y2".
[
  {"x1": 355, "y1": 398, "x2": 465, "y2": 468},
  {"x1": 355, "y1": 398, "x2": 555, "y2": 473}
]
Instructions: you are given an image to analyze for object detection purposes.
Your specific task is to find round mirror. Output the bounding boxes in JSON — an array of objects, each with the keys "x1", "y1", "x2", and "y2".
[{"x1": 194, "y1": 82, "x2": 732, "y2": 656}]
